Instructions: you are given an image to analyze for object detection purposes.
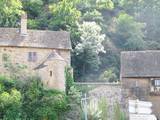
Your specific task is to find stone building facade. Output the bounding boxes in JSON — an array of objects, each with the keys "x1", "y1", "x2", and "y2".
[
  {"x1": 0, "y1": 13, "x2": 71, "y2": 91},
  {"x1": 121, "y1": 51, "x2": 160, "y2": 118}
]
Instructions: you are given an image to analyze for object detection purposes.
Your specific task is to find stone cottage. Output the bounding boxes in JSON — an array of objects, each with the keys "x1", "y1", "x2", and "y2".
[
  {"x1": 0, "y1": 13, "x2": 71, "y2": 91},
  {"x1": 121, "y1": 51, "x2": 160, "y2": 118}
]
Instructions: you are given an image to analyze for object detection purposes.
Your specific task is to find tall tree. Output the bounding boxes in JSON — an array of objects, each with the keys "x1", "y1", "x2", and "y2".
[
  {"x1": 0, "y1": 0, "x2": 23, "y2": 27},
  {"x1": 114, "y1": 12, "x2": 145, "y2": 50},
  {"x1": 73, "y1": 22, "x2": 105, "y2": 78},
  {"x1": 49, "y1": 0, "x2": 81, "y2": 30}
]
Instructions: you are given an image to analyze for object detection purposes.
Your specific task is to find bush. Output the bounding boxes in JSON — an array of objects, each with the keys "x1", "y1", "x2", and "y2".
[
  {"x1": 0, "y1": 75, "x2": 69, "y2": 120},
  {"x1": 0, "y1": 65, "x2": 82, "y2": 120},
  {"x1": 99, "y1": 68, "x2": 117, "y2": 82},
  {"x1": 19, "y1": 76, "x2": 68, "y2": 120},
  {"x1": 113, "y1": 102, "x2": 126, "y2": 120},
  {"x1": 65, "y1": 67, "x2": 74, "y2": 95},
  {"x1": 0, "y1": 76, "x2": 22, "y2": 120},
  {"x1": 98, "y1": 97, "x2": 108, "y2": 120},
  {"x1": 64, "y1": 67, "x2": 82, "y2": 120}
]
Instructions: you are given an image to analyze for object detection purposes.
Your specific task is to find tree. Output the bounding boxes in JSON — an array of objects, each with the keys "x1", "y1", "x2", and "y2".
[
  {"x1": 76, "y1": 0, "x2": 114, "y2": 11},
  {"x1": 119, "y1": 0, "x2": 160, "y2": 49},
  {"x1": 49, "y1": 0, "x2": 81, "y2": 30},
  {"x1": 22, "y1": 0, "x2": 43, "y2": 18},
  {"x1": 0, "y1": 75, "x2": 69, "y2": 120},
  {"x1": 115, "y1": 12, "x2": 145, "y2": 50},
  {"x1": 0, "y1": 0, "x2": 23, "y2": 27},
  {"x1": 20, "y1": 77, "x2": 68, "y2": 120},
  {"x1": 137, "y1": 0, "x2": 160, "y2": 45},
  {"x1": 82, "y1": 9, "x2": 104, "y2": 23},
  {"x1": 22, "y1": 0, "x2": 44, "y2": 29},
  {"x1": 73, "y1": 22, "x2": 105, "y2": 78},
  {"x1": 0, "y1": 76, "x2": 22, "y2": 120}
]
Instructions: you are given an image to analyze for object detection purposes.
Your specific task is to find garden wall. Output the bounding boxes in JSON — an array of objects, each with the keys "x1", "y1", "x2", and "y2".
[{"x1": 76, "y1": 82, "x2": 129, "y2": 120}]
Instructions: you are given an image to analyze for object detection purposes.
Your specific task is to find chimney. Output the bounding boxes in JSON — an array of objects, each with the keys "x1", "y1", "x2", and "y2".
[{"x1": 20, "y1": 12, "x2": 27, "y2": 36}]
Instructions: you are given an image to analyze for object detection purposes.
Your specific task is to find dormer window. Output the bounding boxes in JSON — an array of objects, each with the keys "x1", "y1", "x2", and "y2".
[{"x1": 28, "y1": 52, "x2": 37, "y2": 62}]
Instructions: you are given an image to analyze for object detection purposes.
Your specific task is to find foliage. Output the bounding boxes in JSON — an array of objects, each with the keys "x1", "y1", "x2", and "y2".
[
  {"x1": 65, "y1": 66, "x2": 81, "y2": 103},
  {"x1": 64, "y1": 67, "x2": 82, "y2": 119},
  {"x1": 74, "y1": 22, "x2": 105, "y2": 78},
  {"x1": 0, "y1": 89, "x2": 22, "y2": 120},
  {"x1": 99, "y1": 68, "x2": 118, "y2": 82},
  {"x1": 76, "y1": 22, "x2": 105, "y2": 54},
  {"x1": 82, "y1": 97, "x2": 126, "y2": 120},
  {"x1": 0, "y1": 76, "x2": 22, "y2": 120},
  {"x1": 77, "y1": 0, "x2": 114, "y2": 11},
  {"x1": 0, "y1": 75, "x2": 69, "y2": 120},
  {"x1": 82, "y1": 9, "x2": 104, "y2": 23},
  {"x1": 99, "y1": 52, "x2": 120, "y2": 78},
  {"x1": 75, "y1": 84, "x2": 96, "y2": 94},
  {"x1": 20, "y1": 76, "x2": 68, "y2": 120},
  {"x1": 113, "y1": 102, "x2": 126, "y2": 120},
  {"x1": 96, "y1": 0, "x2": 114, "y2": 10},
  {"x1": 0, "y1": 0, "x2": 23, "y2": 27},
  {"x1": 98, "y1": 97, "x2": 108, "y2": 120},
  {"x1": 65, "y1": 66, "x2": 74, "y2": 95},
  {"x1": 87, "y1": 99, "x2": 102, "y2": 120},
  {"x1": 115, "y1": 12, "x2": 145, "y2": 50},
  {"x1": 22, "y1": 0, "x2": 43, "y2": 18},
  {"x1": 27, "y1": 19, "x2": 40, "y2": 29},
  {"x1": 49, "y1": 0, "x2": 81, "y2": 30}
]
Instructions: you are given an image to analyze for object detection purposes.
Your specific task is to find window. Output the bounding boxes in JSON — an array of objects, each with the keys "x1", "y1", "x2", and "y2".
[
  {"x1": 50, "y1": 71, "x2": 53, "y2": 77},
  {"x1": 28, "y1": 52, "x2": 37, "y2": 62},
  {"x1": 150, "y1": 79, "x2": 160, "y2": 95},
  {"x1": 153, "y1": 80, "x2": 160, "y2": 86}
]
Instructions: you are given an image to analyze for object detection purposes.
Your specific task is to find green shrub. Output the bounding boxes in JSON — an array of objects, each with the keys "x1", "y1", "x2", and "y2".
[
  {"x1": 0, "y1": 65, "x2": 82, "y2": 120},
  {"x1": 0, "y1": 76, "x2": 22, "y2": 120},
  {"x1": 0, "y1": 75, "x2": 69, "y2": 120},
  {"x1": 65, "y1": 66, "x2": 74, "y2": 95},
  {"x1": 0, "y1": 76, "x2": 16, "y2": 91},
  {"x1": 19, "y1": 76, "x2": 68, "y2": 120},
  {"x1": 99, "y1": 68, "x2": 117, "y2": 82},
  {"x1": 64, "y1": 67, "x2": 82, "y2": 120},
  {"x1": 98, "y1": 97, "x2": 108, "y2": 120},
  {"x1": 113, "y1": 102, "x2": 126, "y2": 120}
]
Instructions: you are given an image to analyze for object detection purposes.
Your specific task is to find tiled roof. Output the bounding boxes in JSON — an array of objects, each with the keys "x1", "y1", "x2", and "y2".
[
  {"x1": 121, "y1": 51, "x2": 160, "y2": 78},
  {"x1": 0, "y1": 28, "x2": 71, "y2": 49},
  {"x1": 34, "y1": 50, "x2": 65, "y2": 70}
]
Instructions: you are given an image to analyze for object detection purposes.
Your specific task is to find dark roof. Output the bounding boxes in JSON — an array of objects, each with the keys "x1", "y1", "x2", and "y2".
[
  {"x1": 34, "y1": 50, "x2": 65, "y2": 70},
  {"x1": 121, "y1": 51, "x2": 160, "y2": 78},
  {"x1": 0, "y1": 28, "x2": 71, "y2": 49}
]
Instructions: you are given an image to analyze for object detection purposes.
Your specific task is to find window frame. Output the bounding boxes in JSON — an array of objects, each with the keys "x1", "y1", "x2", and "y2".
[
  {"x1": 28, "y1": 52, "x2": 37, "y2": 62},
  {"x1": 151, "y1": 79, "x2": 160, "y2": 87}
]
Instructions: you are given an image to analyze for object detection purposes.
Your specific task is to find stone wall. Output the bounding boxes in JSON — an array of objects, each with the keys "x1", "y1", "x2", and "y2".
[
  {"x1": 80, "y1": 83, "x2": 128, "y2": 120},
  {"x1": 0, "y1": 46, "x2": 70, "y2": 90},
  {"x1": 122, "y1": 78, "x2": 150, "y2": 100}
]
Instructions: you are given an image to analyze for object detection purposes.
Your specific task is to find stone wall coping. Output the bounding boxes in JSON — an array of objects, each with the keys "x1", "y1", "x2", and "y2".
[{"x1": 74, "y1": 82, "x2": 121, "y2": 86}]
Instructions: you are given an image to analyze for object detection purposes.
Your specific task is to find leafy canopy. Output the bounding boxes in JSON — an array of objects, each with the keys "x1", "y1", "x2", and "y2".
[
  {"x1": 0, "y1": 0, "x2": 23, "y2": 27},
  {"x1": 49, "y1": 0, "x2": 81, "y2": 30},
  {"x1": 115, "y1": 13, "x2": 145, "y2": 50},
  {"x1": 74, "y1": 22, "x2": 105, "y2": 77}
]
